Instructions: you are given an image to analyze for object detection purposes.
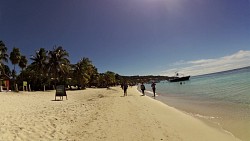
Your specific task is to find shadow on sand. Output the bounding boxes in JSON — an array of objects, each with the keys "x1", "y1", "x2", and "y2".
[{"x1": 51, "y1": 99, "x2": 64, "y2": 101}]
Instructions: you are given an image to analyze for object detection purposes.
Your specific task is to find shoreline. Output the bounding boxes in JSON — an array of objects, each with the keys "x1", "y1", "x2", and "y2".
[
  {"x1": 140, "y1": 86, "x2": 250, "y2": 141},
  {"x1": 137, "y1": 88, "x2": 238, "y2": 139},
  {"x1": 0, "y1": 86, "x2": 241, "y2": 141}
]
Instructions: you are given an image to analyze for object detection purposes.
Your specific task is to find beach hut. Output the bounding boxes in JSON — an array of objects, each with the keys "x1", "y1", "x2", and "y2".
[{"x1": 0, "y1": 74, "x2": 10, "y2": 92}]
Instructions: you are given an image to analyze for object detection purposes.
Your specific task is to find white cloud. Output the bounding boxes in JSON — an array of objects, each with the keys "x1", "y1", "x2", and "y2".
[{"x1": 162, "y1": 50, "x2": 250, "y2": 76}]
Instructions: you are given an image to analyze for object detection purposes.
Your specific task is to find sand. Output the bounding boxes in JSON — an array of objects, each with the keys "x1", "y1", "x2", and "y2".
[{"x1": 0, "y1": 86, "x2": 241, "y2": 141}]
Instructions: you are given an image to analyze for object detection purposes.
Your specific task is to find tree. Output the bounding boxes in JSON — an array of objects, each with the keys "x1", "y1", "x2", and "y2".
[
  {"x1": 104, "y1": 71, "x2": 116, "y2": 87},
  {"x1": 30, "y1": 48, "x2": 49, "y2": 90},
  {"x1": 19, "y1": 55, "x2": 28, "y2": 71},
  {"x1": 3, "y1": 65, "x2": 11, "y2": 76},
  {"x1": 48, "y1": 46, "x2": 70, "y2": 84},
  {"x1": 9, "y1": 47, "x2": 21, "y2": 74},
  {"x1": 9, "y1": 47, "x2": 21, "y2": 91},
  {"x1": 30, "y1": 48, "x2": 48, "y2": 75},
  {"x1": 97, "y1": 73, "x2": 106, "y2": 88},
  {"x1": 18, "y1": 55, "x2": 28, "y2": 89},
  {"x1": 80, "y1": 58, "x2": 98, "y2": 87},
  {"x1": 89, "y1": 67, "x2": 99, "y2": 87},
  {"x1": 0, "y1": 41, "x2": 9, "y2": 74},
  {"x1": 71, "y1": 61, "x2": 85, "y2": 89},
  {"x1": 71, "y1": 57, "x2": 98, "y2": 89}
]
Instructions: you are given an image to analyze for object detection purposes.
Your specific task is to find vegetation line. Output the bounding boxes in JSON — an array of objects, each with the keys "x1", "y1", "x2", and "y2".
[{"x1": 0, "y1": 41, "x2": 168, "y2": 91}]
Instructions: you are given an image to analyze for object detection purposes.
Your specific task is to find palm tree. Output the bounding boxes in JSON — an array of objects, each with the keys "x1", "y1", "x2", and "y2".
[
  {"x1": 97, "y1": 73, "x2": 106, "y2": 88},
  {"x1": 30, "y1": 48, "x2": 48, "y2": 75},
  {"x1": 0, "y1": 41, "x2": 9, "y2": 74},
  {"x1": 81, "y1": 58, "x2": 98, "y2": 87},
  {"x1": 18, "y1": 55, "x2": 28, "y2": 88},
  {"x1": 9, "y1": 47, "x2": 21, "y2": 91},
  {"x1": 89, "y1": 67, "x2": 99, "y2": 87},
  {"x1": 71, "y1": 61, "x2": 86, "y2": 89},
  {"x1": 48, "y1": 46, "x2": 70, "y2": 85},
  {"x1": 19, "y1": 55, "x2": 28, "y2": 71},
  {"x1": 104, "y1": 71, "x2": 116, "y2": 87},
  {"x1": 72, "y1": 57, "x2": 98, "y2": 88},
  {"x1": 30, "y1": 48, "x2": 49, "y2": 90},
  {"x1": 9, "y1": 47, "x2": 21, "y2": 75}
]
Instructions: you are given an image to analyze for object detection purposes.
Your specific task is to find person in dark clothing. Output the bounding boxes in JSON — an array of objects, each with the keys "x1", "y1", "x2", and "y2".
[
  {"x1": 140, "y1": 83, "x2": 146, "y2": 96},
  {"x1": 151, "y1": 82, "x2": 156, "y2": 98},
  {"x1": 123, "y1": 83, "x2": 128, "y2": 96}
]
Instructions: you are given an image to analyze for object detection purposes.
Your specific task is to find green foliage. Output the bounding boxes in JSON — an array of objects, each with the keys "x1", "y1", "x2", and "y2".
[
  {"x1": 10, "y1": 47, "x2": 21, "y2": 70},
  {"x1": 30, "y1": 48, "x2": 48, "y2": 76},
  {"x1": 18, "y1": 66, "x2": 51, "y2": 91},
  {"x1": 19, "y1": 55, "x2": 28, "y2": 70},
  {"x1": 71, "y1": 57, "x2": 98, "y2": 89},
  {"x1": 3, "y1": 65, "x2": 11, "y2": 76},
  {"x1": 104, "y1": 71, "x2": 116, "y2": 87},
  {"x1": 48, "y1": 46, "x2": 70, "y2": 83},
  {"x1": 28, "y1": 48, "x2": 49, "y2": 90},
  {"x1": 1, "y1": 41, "x2": 150, "y2": 91},
  {"x1": 0, "y1": 41, "x2": 9, "y2": 74}
]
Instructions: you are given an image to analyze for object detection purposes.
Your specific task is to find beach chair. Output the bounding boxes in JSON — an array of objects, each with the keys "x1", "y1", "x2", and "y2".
[{"x1": 55, "y1": 85, "x2": 67, "y2": 100}]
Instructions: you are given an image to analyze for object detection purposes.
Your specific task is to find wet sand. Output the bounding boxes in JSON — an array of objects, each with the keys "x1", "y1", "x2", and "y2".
[{"x1": 155, "y1": 93, "x2": 250, "y2": 141}]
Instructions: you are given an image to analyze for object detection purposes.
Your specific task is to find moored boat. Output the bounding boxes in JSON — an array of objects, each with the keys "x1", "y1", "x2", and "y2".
[{"x1": 168, "y1": 75, "x2": 190, "y2": 82}]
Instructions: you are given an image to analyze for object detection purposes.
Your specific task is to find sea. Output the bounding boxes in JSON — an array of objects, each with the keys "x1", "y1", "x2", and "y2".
[{"x1": 141, "y1": 66, "x2": 250, "y2": 141}]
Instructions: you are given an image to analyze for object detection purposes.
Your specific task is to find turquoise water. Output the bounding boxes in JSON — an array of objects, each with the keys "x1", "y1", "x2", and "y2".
[
  {"x1": 142, "y1": 67, "x2": 250, "y2": 141},
  {"x1": 145, "y1": 66, "x2": 250, "y2": 105}
]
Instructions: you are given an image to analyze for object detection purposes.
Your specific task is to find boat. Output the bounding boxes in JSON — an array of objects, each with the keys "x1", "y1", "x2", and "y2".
[
  {"x1": 168, "y1": 72, "x2": 190, "y2": 82},
  {"x1": 168, "y1": 75, "x2": 190, "y2": 82}
]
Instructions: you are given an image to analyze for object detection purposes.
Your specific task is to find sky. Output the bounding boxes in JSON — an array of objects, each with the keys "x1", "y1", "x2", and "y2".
[{"x1": 0, "y1": 0, "x2": 250, "y2": 76}]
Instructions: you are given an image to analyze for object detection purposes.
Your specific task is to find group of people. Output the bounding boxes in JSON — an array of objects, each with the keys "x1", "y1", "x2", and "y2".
[
  {"x1": 122, "y1": 82, "x2": 156, "y2": 98},
  {"x1": 140, "y1": 82, "x2": 156, "y2": 98}
]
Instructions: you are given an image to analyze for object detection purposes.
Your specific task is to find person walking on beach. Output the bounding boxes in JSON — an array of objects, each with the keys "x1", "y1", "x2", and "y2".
[
  {"x1": 123, "y1": 82, "x2": 128, "y2": 96},
  {"x1": 140, "y1": 83, "x2": 146, "y2": 96},
  {"x1": 151, "y1": 82, "x2": 156, "y2": 98}
]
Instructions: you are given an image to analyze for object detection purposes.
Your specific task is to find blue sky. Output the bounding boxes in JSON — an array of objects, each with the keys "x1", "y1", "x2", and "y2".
[{"x1": 0, "y1": 0, "x2": 250, "y2": 76}]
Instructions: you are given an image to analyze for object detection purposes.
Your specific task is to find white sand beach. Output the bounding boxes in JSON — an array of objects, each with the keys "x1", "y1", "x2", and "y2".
[{"x1": 0, "y1": 86, "x2": 241, "y2": 141}]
